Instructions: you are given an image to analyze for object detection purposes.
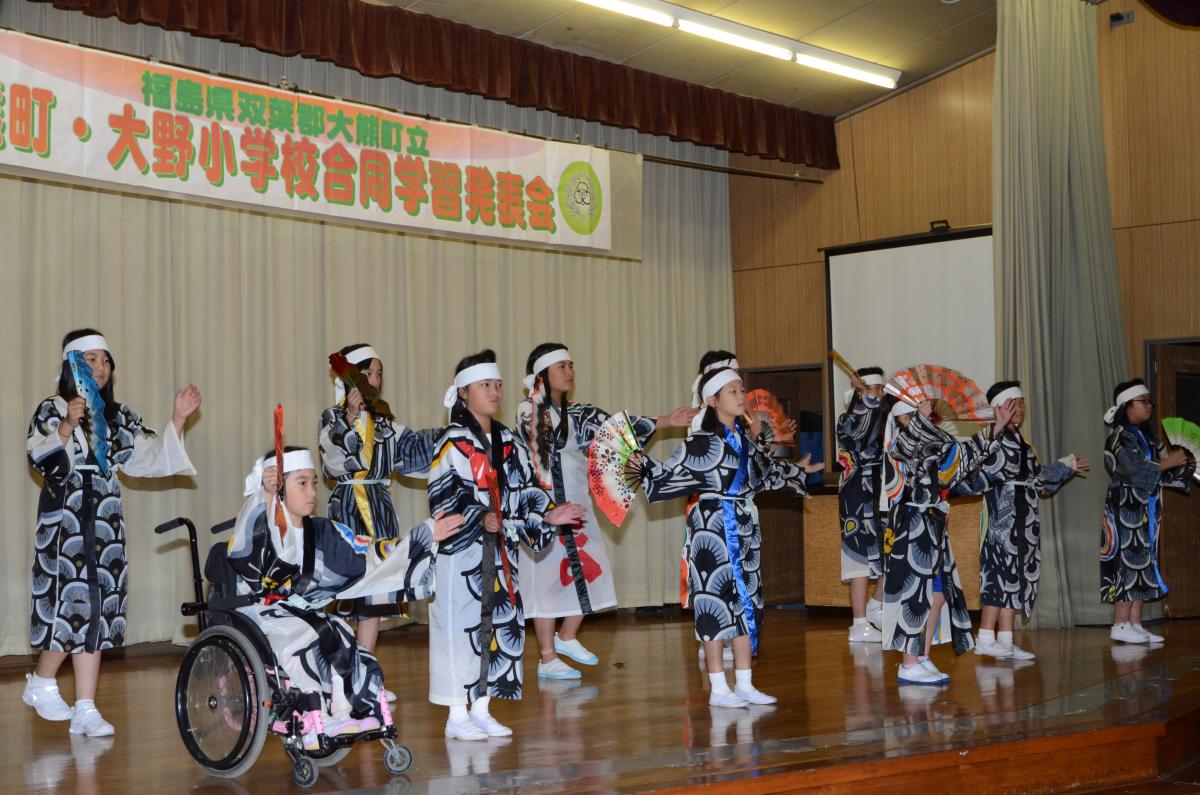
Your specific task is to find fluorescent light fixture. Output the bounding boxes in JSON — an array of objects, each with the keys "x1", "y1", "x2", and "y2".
[
  {"x1": 574, "y1": 0, "x2": 902, "y2": 89},
  {"x1": 677, "y1": 18, "x2": 792, "y2": 61},
  {"x1": 577, "y1": 0, "x2": 674, "y2": 28},
  {"x1": 795, "y1": 51, "x2": 898, "y2": 89}
]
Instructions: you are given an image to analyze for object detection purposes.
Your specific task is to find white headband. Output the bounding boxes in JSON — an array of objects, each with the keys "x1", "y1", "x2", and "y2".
[
  {"x1": 1104, "y1": 384, "x2": 1150, "y2": 424},
  {"x1": 443, "y1": 362, "x2": 503, "y2": 411},
  {"x1": 891, "y1": 400, "x2": 917, "y2": 418},
  {"x1": 334, "y1": 345, "x2": 381, "y2": 405},
  {"x1": 243, "y1": 450, "x2": 316, "y2": 496},
  {"x1": 522, "y1": 348, "x2": 571, "y2": 392},
  {"x1": 989, "y1": 386, "x2": 1024, "y2": 408},
  {"x1": 845, "y1": 374, "x2": 885, "y2": 408},
  {"x1": 62, "y1": 334, "x2": 110, "y2": 360},
  {"x1": 691, "y1": 357, "x2": 740, "y2": 407},
  {"x1": 701, "y1": 369, "x2": 742, "y2": 401},
  {"x1": 346, "y1": 346, "x2": 379, "y2": 366}
]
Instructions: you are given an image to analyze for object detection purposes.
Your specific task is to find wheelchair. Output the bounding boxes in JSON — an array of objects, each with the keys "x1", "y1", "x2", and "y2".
[{"x1": 157, "y1": 516, "x2": 413, "y2": 787}]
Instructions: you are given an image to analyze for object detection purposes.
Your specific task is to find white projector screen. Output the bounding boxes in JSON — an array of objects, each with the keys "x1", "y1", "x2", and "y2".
[{"x1": 827, "y1": 231, "x2": 995, "y2": 439}]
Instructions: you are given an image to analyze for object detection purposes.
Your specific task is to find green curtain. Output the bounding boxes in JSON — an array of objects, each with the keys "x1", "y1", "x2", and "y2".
[{"x1": 994, "y1": 0, "x2": 1129, "y2": 627}]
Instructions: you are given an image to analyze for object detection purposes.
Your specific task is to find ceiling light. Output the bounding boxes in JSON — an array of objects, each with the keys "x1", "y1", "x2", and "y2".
[
  {"x1": 574, "y1": 0, "x2": 901, "y2": 88},
  {"x1": 677, "y1": 19, "x2": 792, "y2": 61},
  {"x1": 577, "y1": 0, "x2": 675, "y2": 28},
  {"x1": 795, "y1": 51, "x2": 898, "y2": 89}
]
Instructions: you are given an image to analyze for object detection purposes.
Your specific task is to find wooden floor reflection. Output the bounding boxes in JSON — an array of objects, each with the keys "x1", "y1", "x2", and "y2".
[{"x1": 5, "y1": 611, "x2": 1200, "y2": 794}]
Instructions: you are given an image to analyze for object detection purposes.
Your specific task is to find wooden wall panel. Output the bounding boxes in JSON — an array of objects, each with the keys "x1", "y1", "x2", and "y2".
[
  {"x1": 1105, "y1": 9, "x2": 1200, "y2": 229},
  {"x1": 848, "y1": 53, "x2": 993, "y2": 242},
  {"x1": 733, "y1": 262, "x2": 827, "y2": 369},
  {"x1": 1114, "y1": 220, "x2": 1200, "y2": 369}
]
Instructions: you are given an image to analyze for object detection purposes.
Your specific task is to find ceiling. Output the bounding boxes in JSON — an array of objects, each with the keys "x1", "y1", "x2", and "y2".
[{"x1": 366, "y1": 0, "x2": 996, "y2": 117}]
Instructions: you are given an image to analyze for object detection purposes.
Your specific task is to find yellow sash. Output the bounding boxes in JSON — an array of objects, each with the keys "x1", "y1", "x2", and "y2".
[{"x1": 352, "y1": 413, "x2": 376, "y2": 538}]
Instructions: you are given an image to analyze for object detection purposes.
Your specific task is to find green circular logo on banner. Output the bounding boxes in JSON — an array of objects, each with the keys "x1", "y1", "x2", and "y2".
[{"x1": 557, "y1": 161, "x2": 604, "y2": 236}]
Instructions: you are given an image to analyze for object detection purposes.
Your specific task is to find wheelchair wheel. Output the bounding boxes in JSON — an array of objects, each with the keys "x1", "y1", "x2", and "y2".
[
  {"x1": 176, "y1": 624, "x2": 270, "y2": 779},
  {"x1": 309, "y1": 745, "x2": 352, "y2": 767},
  {"x1": 383, "y1": 742, "x2": 412, "y2": 775}
]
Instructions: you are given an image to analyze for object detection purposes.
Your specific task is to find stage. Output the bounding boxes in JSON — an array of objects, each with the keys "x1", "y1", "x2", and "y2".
[{"x1": 5, "y1": 611, "x2": 1200, "y2": 794}]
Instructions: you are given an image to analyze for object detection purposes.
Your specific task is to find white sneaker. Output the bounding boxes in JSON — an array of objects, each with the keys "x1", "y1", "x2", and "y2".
[
  {"x1": 897, "y1": 662, "x2": 947, "y2": 686},
  {"x1": 708, "y1": 690, "x2": 750, "y2": 708},
  {"x1": 919, "y1": 659, "x2": 950, "y2": 683},
  {"x1": 22, "y1": 674, "x2": 74, "y2": 722},
  {"x1": 848, "y1": 623, "x2": 882, "y2": 643},
  {"x1": 866, "y1": 601, "x2": 883, "y2": 630},
  {"x1": 445, "y1": 717, "x2": 488, "y2": 741},
  {"x1": 1132, "y1": 624, "x2": 1164, "y2": 644},
  {"x1": 733, "y1": 686, "x2": 777, "y2": 705},
  {"x1": 1002, "y1": 644, "x2": 1036, "y2": 661},
  {"x1": 1110, "y1": 623, "x2": 1148, "y2": 644},
  {"x1": 554, "y1": 635, "x2": 599, "y2": 666},
  {"x1": 537, "y1": 658, "x2": 582, "y2": 680},
  {"x1": 974, "y1": 640, "x2": 1014, "y2": 659},
  {"x1": 469, "y1": 713, "x2": 513, "y2": 737},
  {"x1": 69, "y1": 703, "x2": 114, "y2": 737},
  {"x1": 384, "y1": 688, "x2": 398, "y2": 703}
]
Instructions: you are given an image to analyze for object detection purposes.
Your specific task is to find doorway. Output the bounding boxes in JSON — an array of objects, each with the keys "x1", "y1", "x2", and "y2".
[{"x1": 1147, "y1": 339, "x2": 1200, "y2": 618}]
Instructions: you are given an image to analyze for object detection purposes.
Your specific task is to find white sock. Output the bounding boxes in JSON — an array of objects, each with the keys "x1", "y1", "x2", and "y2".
[
  {"x1": 734, "y1": 668, "x2": 753, "y2": 691},
  {"x1": 449, "y1": 704, "x2": 469, "y2": 722},
  {"x1": 997, "y1": 631, "x2": 1013, "y2": 647},
  {"x1": 867, "y1": 598, "x2": 882, "y2": 611},
  {"x1": 978, "y1": 629, "x2": 995, "y2": 645},
  {"x1": 1132, "y1": 622, "x2": 1145, "y2": 629},
  {"x1": 852, "y1": 617, "x2": 868, "y2": 628},
  {"x1": 75, "y1": 699, "x2": 95, "y2": 711},
  {"x1": 708, "y1": 672, "x2": 732, "y2": 695},
  {"x1": 470, "y1": 696, "x2": 491, "y2": 719},
  {"x1": 29, "y1": 673, "x2": 57, "y2": 687}
]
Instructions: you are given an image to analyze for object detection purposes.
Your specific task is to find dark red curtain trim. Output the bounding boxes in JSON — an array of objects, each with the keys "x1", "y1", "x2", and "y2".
[
  {"x1": 34, "y1": 0, "x2": 840, "y2": 168},
  {"x1": 1138, "y1": 0, "x2": 1200, "y2": 27}
]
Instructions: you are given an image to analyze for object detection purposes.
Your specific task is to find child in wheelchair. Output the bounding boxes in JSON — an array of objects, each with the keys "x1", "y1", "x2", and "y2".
[{"x1": 226, "y1": 446, "x2": 463, "y2": 751}]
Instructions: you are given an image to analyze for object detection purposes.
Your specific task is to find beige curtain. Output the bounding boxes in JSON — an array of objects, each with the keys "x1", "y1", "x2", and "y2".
[
  {"x1": 0, "y1": 1, "x2": 733, "y2": 657},
  {"x1": 994, "y1": 0, "x2": 1129, "y2": 627}
]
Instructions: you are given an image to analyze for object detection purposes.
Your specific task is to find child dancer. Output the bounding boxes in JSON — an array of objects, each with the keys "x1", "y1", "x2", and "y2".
[
  {"x1": 972, "y1": 381, "x2": 1087, "y2": 660},
  {"x1": 228, "y1": 446, "x2": 463, "y2": 750},
  {"x1": 516, "y1": 342, "x2": 695, "y2": 680},
  {"x1": 426, "y1": 350, "x2": 585, "y2": 739},
  {"x1": 882, "y1": 397, "x2": 1012, "y2": 686},
  {"x1": 837, "y1": 366, "x2": 887, "y2": 643},
  {"x1": 641, "y1": 367, "x2": 821, "y2": 707},
  {"x1": 23, "y1": 329, "x2": 200, "y2": 737},
  {"x1": 1101, "y1": 379, "x2": 1194, "y2": 644},
  {"x1": 319, "y1": 342, "x2": 441, "y2": 700}
]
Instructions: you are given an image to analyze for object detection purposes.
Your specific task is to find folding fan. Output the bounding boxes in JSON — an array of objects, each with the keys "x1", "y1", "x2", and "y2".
[
  {"x1": 65, "y1": 350, "x2": 111, "y2": 475},
  {"x1": 886, "y1": 364, "x2": 993, "y2": 421},
  {"x1": 587, "y1": 411, "x2": 644, "y2": 527},
  {"x1": 1162, "y1": 417, "x2": 1200, "y2": 483},
  {"x1": 329, "y1": 352, "x2": 394, "y2": 419},
  {"x1": 745, "y1": 389, "x2": 796, "y2": 446}
]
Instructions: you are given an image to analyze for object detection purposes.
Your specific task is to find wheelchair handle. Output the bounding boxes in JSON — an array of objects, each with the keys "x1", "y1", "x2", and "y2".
[
  {"x1": 154, "y1": 517, "x2": 195, "y2": 535},
  {"x1": 211, "y1": 517, "x2": 236, "y2": 535}
]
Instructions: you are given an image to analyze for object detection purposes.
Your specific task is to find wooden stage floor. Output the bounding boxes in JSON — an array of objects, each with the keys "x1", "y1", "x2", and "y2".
[{"x1": 5, "y1": 611, "x2": 1200, "y2": 794}]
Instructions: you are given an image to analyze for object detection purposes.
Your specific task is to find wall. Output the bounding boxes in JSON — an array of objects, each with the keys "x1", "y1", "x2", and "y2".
[{"x1": 1098, "y1": 3, "x2": 1200, "y2": 368}]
